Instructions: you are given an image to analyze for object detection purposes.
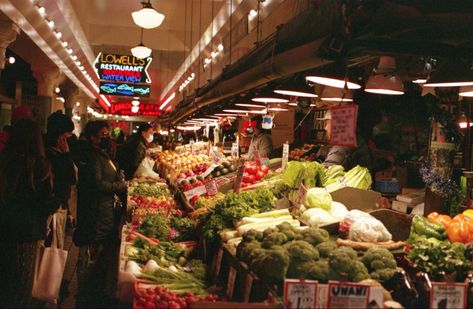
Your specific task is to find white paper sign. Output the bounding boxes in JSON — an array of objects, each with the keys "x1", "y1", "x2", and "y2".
[
  {"x1": 282, "y1": 142, "x2": 289, "y2": 171},
  {"x1": 327, "y1": 281, "x2": 370, "y2": 309},
  {"x1": 430, "y1": 282, "x2": 467, "y2": 309},
  {"x1": 231, "y1": 142, "x2": 239, "y2": 158},
  {"x1": 329, "y1": 105, "x2": 358, "y2": 147},
  {"x1": 284, "y1": 279, "x2": 318, "y2": 309}
]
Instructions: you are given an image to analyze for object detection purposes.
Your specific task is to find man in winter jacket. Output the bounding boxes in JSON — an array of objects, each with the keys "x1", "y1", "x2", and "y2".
[{"x1": 117, "y1": 123, "x2": 154, "y2": 180}]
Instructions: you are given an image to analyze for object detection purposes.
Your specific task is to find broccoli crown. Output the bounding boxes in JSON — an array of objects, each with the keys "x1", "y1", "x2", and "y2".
[
  {"x1": 277, "y1": 222, "x2": 293, "y2": 232},
  {"x1": 282, "y1": 229, "x2": 296, "y2": 241},
  {"x1": 236, "y1": 240, "x2": 261, "y2": 263},
  {"x1": 285, "y1": 240, "x2": 320, "y2": 262},
  {"x1": 361, "y1": 247, "x2": 397, "y2": 272},
  {"x1": 261, "y1": 232, "x2": 289, "y2": 249},
  {"x1": 243, "y1": 229, "x2": 259, "y2": 242},
  {"x1": 306, "y1": 260, "x2": 330, "y2": 283},
  {"x1": 316, "y1": 241, "x2": 338, "y2": 258},
  {"x1": 328, "y1": 246, "x2": 357, "y2": 274},
  {"x1": 349, "y1": 261, "x2": 370, "y2": 282},
  {"x1": 370, "y1": 268, "x2": 397, "y2": 281},
  {"x1": 263, "y1": 227, "x2": 279, "y2": 238},
  {"x1": 302, "y1": 227, "x2": 330, "y2": 245},
  {"x1": 252, "y1": 247, "x2": 290, "y2": 284},
  {"x1": 255, "y1": 231, "x2": 264, "y2": 242}
]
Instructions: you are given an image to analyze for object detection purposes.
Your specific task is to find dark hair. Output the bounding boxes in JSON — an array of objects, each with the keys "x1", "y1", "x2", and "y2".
[
  {"x1": 0, "y1": 119, "x2": 50, "y2": 200},
  {"x1": 138, "y1": 123, "x2": 152, "y2": 135},
  {"x1": 45, "y1": 111, "x2": 75, "y2": 146},
  {"x1": 83, "y1": 120, "x2": 109, "y2": 139}
]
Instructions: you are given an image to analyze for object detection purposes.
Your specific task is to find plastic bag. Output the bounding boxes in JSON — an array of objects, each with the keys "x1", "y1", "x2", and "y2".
[
  {"x1": 134, "y1": 157, "x2": 160, "y2": 178},
  {"x1": 349, "y1": 216, "x2": 392, "y2": 242}
]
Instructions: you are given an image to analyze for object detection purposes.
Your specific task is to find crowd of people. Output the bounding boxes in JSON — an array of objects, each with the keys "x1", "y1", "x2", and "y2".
[{"x1": 0, "y1": 107, "x2": 155, "y2": 308}]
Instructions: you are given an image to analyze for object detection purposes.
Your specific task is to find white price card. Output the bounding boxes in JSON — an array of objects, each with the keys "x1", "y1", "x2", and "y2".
[
  {"x1": 231, "y1": 142, "x2": 239, "y2": 158},
  {"x1": 329, "y1": 104, "x2": 358, "y2": 147},
  {"x1": 430, "y1": 282, "x2": 467, "y2": 309},
  {"x1": 284, "y1": 279, "x2": 318, "y2": 309},
  {"x1": 327, "y1": 281, "x2": 370, "y2": 309},
  {"x1": 282, "y1": 142, "x2": 289, "y2": 171}
]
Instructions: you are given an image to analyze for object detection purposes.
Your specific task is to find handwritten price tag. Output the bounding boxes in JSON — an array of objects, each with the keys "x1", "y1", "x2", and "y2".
[
  {"x1": 282, "y1": 142, "x2": 289, "y2": 171},
  {"x1": 327, "y1": 281, "x2": 370, "y2": 309},
  {"x1": 284, "y1": 279, "x2": 318, "y2": 309},
  {"x1": 329, "y1": 105, "x2": 358, "y2": 147},
  {"x1": 231, "y1": 142, "x2": 239, "y2": 158},
  {"x1": 430, "y1": 282, "x2": 467, "y2": 309}
]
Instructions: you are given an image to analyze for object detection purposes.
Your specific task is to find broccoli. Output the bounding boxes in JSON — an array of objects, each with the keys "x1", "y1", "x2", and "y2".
[
  {"x1": 349, "y1": 261, "x2": 370, "y2": 282},
  {"x1": 277, "y1": 222, "x2": 293, "y2": 232},
  {"x1": 285, "y1": 240, "x2": 320, "y2": 262},
  {"x1": 255, "y1": 231, "x2": 264, "y2": 242},
  {"x1": 302, "y1": 227, "x2": 330, "y2": 245},
  {"x1": 252, "y1": 247, "x2": 290, "y2": 284},
  {"x1": 306, "y1": 260, "x2": 330, "y2": 282},
  {"x1": 316, "y1": 241, "x2": 338, "y2": 258},
  {"x1": 236, "y1": 241, "x2": 261, "y2": 263},
  {"x1": 361, "y1": 247, "x2": 397, "y2": 273},
  {"x1": 328, "y1": 246, "x2": 357, "y2": 274},
  {"x1": 370, "y1": 268, "x2": 397, "y2": 281},
  {"x1": 282, "y1": 229, "x2": 296, "y2": 241},
  {"x1": 261, "y1": 232, "x2": 289, "y2": 249},
  {"x1": 263, "y1": 227, "x2": 279, "y2": 238},
  {"x1": 243, "y1": 229, "x2": 260, "y2": 242}
]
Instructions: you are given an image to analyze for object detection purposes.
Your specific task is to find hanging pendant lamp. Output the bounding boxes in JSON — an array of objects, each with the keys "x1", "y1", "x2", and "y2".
[
  {"x1": 320, "y1": 86, "x2": 354, "y2": 102},
  {"x1": 252, "y1": 88, "x2": 289, "y2": 103},
  {"x1": 305, "y1": 62, "x2": 362, "y2": 90},
  {"x1": 424, "y1": 59, "x2": 473, "y2": 88},
  {"x1": 365, "y1": 56, "x2": 404, "y2": 95},
  {"x1": 132, "y1": 0, "x2": 165, "y2": 29},
  {"x1": 131, "y1": 28, "x2": 152, "y2": 59},
  {"x1": 274, "y1": 78, "x2": 318, "y2": 98}
]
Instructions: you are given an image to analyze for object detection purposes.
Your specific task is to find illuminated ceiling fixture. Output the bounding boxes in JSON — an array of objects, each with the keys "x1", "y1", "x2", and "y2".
[
  {"x1": 131, "y1": 28, "x2": 152, "y2": 59},
  {"x1": 412, "y1": 79, "x2": 427, "y2": 84},
  {"x1": 365, "y1": 56, "x2": 404, "y2": 95},
  {"x1": 223, "y1": 109, "x2": 250, "y2": 114},
  {"x1": 274, "y1": 79, "x2": 318, "y2": 98},
  {"x1": 235, "y1": 103, "x2": 266, "y2": 109},
  {"x1": 306, "y1": 62, "x2": 361, "y2": 90},
  {"x1": 457, "y1": 112, "x2": 473, "y2": 129},
  {"x1": 321, "y1": 86, "x2": 354, "y2": 102},
  {"x1": 177, "y1": 125, "x2": 202, "y2": 131},
  {"x1": 213, "y1": 113, "x2": 238, "y2": 117},
  {"x1": 132, "y1": 0, "x2": 165, "y2": 29},
  {"x1": 460, "y1": 86, "x2": 473, "y2": 97},
  {"x1": 424, "y1": 58, "x2": 473, "y2": 88},
  {"x1": 268, "y1": 103, "x2": 289, "y2": 112},
  {"x1": 252, "y1": 89, "x2": 289, "y2": 103},
  {"x1": 132, "y1": 100, "x2": 140, "y2": 106}
]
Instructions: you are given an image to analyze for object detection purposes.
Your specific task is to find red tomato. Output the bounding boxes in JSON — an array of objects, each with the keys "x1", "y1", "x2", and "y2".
[
  {"x1": 255, "y1": 171, "x2": 265, "y2": 180},
  {"x1": 248, "y1": 174, "x2": 256, "y2": 183},
  {"x1": 241, "y1": 183, "x2": 249, "y2": 188},
  {"x1": 246, "y1": 165, "x2": 258, "y2": 175},
  {"x1": 260, "y1": 165, "x2": 269, "y2": 174}
]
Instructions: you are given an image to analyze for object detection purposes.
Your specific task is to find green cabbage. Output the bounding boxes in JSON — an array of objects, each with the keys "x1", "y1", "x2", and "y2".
[{"x1": 303, "y1": 188, "x2": 332, "y2": 211}]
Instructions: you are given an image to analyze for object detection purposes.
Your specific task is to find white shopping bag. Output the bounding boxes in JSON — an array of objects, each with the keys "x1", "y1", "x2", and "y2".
[
  {"x1": 134, "y1": 157, "x2": 160, "y2": 178},
  {"x1": 32, "y1": 214, "x2": 68, "y2": 304}
]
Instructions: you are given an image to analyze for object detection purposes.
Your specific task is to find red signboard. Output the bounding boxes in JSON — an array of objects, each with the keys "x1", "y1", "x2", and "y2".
[{"x1": 110, "y1": 103, "x2": 161, "y2": 116}]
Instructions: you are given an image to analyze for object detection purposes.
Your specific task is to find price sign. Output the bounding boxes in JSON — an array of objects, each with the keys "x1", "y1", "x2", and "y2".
[
  {"x1": 294, "y1": 183, "x2": 308, "y2": 207},
  {"x1": 234, "y1": 164, "x2": 245, "y2": 193},
  {"x1": 282, "y1": 142, "x2": 289, "y2": 171},
  {"x1": 183, "y1": 185, "x2": 207, "y2": 201},
  {"x1": 226, "y1": 266, "x2": 237, "y2": 300},
  {"x1": 204, "y1": 179, "x2": 218, "y2": 196},
  {"x1": 329, "y1": 104, "x2": 358, "y2": 147},
  {"x1": 327, "y1": 281, "x2": 370, "y2": 309},
  {"x1": 284, "y1": 279, "x2": 318, "y2": 309},
  {"x1": 201, "y1": 163, "x2": 219, "y2": 179},
  {"x1": 430, "y1": 282, "x2": 467, "y2": 309},
  {"x1": 231, "y1": 142, "x2": 239, "y2": 158}
]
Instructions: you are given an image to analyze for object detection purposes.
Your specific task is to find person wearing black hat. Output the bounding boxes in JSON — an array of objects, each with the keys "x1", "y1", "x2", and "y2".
[
  {"x1": 117, "y1": 123, "x2": 155, "y2": 180},
  {"x1": 45, "y1": 110, "x2": 76, "y2": 249}
]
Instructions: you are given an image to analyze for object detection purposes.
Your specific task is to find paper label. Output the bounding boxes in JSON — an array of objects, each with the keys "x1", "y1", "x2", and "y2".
[
  {"x1": 226, "y1": 266, "x2": 237, "y2": 299},
  {"x1": 430, "y1": 282, "x2": 467, "y2": 309},
  {"x1": 201, "y1": 163, "x2": 219, "y2": 179},
  {"x1": 329, "y1": 105, "x2": 358, "y2": 147},
  {"x1": 234, "y1": 164, "x2": 245, "y2": 193},
  {"x1": 183, "y1": 185, "x2": 207, "y2": 201},
  {"x1": 284, "y1": 279, "x2": 318, "y2": 309},
  {"x1": 327, "y1": 281, "x2": 370, "y2": 309},
  {"x1": 205, "y1": 179, "x2": 218, "y2": 196},
  {"x1": 294, "y1": 183, "x2": 308, "y2": 207},
  {"x1": 231, "y1": 142, "x2": 239, "y2": 158},
  {"x1": 282, "y1": 142, "x2": 289, "y2": 171}
]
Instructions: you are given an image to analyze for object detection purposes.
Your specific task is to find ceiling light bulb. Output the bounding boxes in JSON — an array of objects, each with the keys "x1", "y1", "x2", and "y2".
[
  {"x1": 217, "y1": 44, "x2": 224, "y2": 52},
  {"x1": 132, "y1": 5, "x2": 165, "y2": 29},
  {"x1": 211, "y1": 51, "x2": 218, "y2": 58},
  {"x1": 204, "y1": 58, "x2": 211, "y2": 64},
  {"x1": 76, "y1": 61, "x2": 81, "y2": 66},
  {"x1": 55, "y1": 31, "x2": 62, "y2": 39},
  {"x1": 249, "y1": 9, "x2": 257, "y2": 18},
  {"x1": 62, "y1": 41, "x2": 68, "y2": 47},
  {"x1": 55, "y1": 87, "x2": 60, "y2": 93},
  {"x1": 8, "y1": 56, "x2": 15, "y2": 64},
  {"x1": 67, "y1": 48, "x2": 73, "y2": 54},
  {"x1": 79, "y1": 66, "x2": 84, "y2": 70},
  {"x1": 37, "y1": 6, "x2": 46, "y2": 14},
  {"x1": 47, "y1": 20, "x2": 55, "y2": 28},
  {"x1": 71, "y1": 55, "x2": 77, "y2": 60},
  {"x1": 131, "y1": 44, "x2": 152, "y2": 59},
  {"x1": 412, "y1": 78, "x2": 427, "y2": 84}
]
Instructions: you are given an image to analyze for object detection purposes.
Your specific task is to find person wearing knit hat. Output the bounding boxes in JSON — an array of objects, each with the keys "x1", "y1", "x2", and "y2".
[{"x1": 45, "y1": 111, "x2": 76, "y2": 249}]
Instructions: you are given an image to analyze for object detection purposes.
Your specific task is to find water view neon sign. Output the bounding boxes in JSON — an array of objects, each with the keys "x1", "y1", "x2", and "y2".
[{"x1": 94, "y1": 52, "x2": 152, "y2": 97}]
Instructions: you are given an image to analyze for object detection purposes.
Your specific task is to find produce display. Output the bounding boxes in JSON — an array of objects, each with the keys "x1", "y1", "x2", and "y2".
[
  {"x1": 157, "y1": 150, "x2": 212, "y2": 181},
  {"x1": 289, "y1": 144, "x2": 320, "y2": 161},
  {"x1": 241, "y1": 161, "x2": 270, "y2": 188}
]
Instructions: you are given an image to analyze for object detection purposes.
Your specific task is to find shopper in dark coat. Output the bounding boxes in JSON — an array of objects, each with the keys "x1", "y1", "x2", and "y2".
[
  {"x1": 0, "y1": 119, "x2": 60, "y2": 308},
  {"x1": 45, "y1": 111, "x2": 76, "y2": 249},
  {"x1": 74, "y1": 120, "x2": 127, "y2": 307},
  {"x1": 117, "y1": 123, "x2": 154, "y2": 180}
]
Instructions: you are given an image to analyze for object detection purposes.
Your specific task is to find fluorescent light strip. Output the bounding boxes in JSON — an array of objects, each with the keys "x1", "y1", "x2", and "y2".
[
  {"x1": 159, "y1": 92, "x2": 176, "y2": 110},
  {"x1": 100, "y1": 95, "x2": 111, "y2": 107}
]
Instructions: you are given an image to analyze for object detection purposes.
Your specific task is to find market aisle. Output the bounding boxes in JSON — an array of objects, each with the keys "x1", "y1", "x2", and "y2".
[{"x1": 59, "y1": 232, "x2": 78, "y2": 309}]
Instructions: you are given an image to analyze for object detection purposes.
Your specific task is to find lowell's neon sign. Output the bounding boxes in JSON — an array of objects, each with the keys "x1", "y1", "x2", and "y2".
[{"x1": 94, "y1": 52, "x2": 152, "y2": 85}]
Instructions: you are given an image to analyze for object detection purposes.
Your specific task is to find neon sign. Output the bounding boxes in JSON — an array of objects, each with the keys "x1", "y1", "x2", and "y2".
[
  {"x1": 94, "y1": 52, "x2": 152, "y2": 97},
  {"x1": 110, "y1": 102, "x2": 161, "y2": 116},
  {"x1": 99, "y1": 82, "x2": 150, "y2": 97}
]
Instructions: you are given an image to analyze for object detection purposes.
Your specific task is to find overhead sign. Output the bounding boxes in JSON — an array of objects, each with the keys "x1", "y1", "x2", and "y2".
[
  {"x1": 110, "y1": 102, "x2": 160, "y2": 116},
  {"x1": 95, "y1": 52, "x2": 152, "y2": 97},
  {"x1": 99, "y1": 82, "x2": 150, "y2": 97}
]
